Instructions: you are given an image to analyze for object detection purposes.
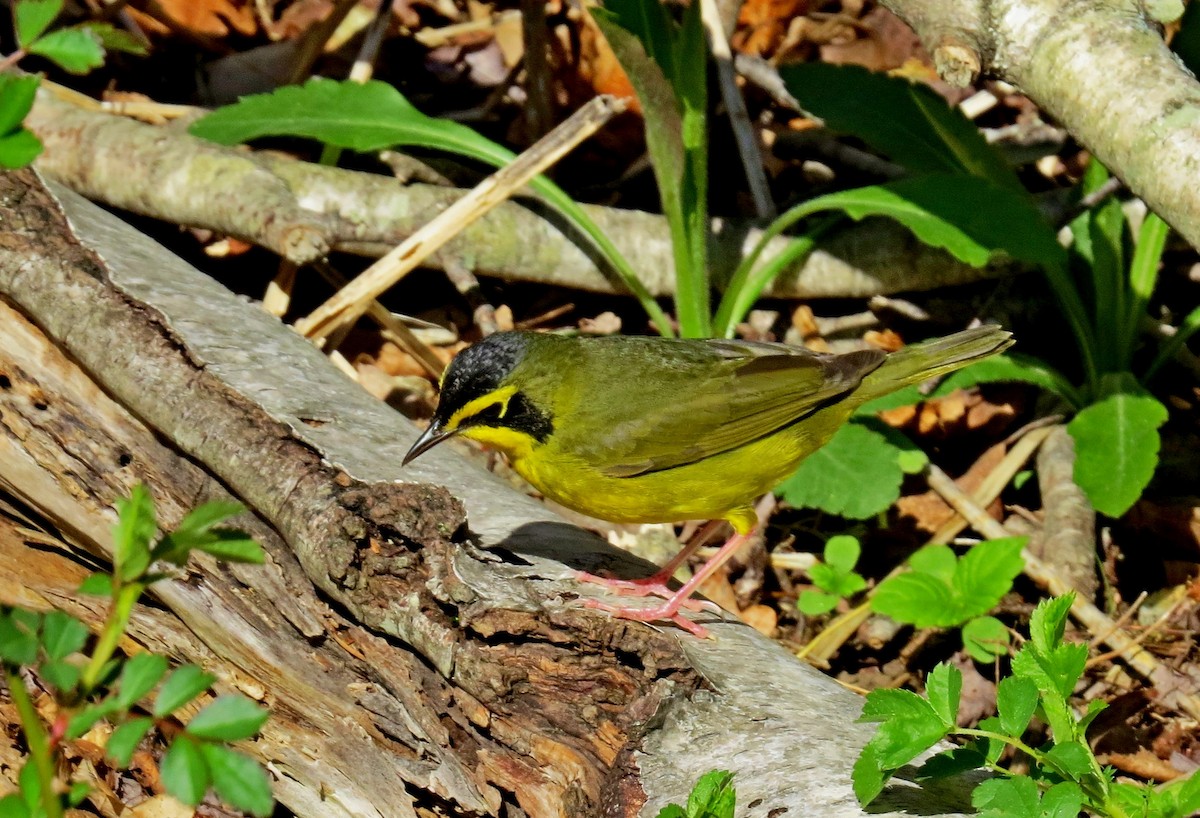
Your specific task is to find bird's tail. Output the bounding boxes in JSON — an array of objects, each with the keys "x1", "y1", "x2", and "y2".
[{"x1": 853, "y1": 325, "x2": 1014, "y2": 406}]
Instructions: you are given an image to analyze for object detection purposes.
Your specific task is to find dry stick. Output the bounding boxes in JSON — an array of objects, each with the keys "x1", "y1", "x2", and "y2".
[
  {"x1": 295, "y1": 94, "x2": 627, "y2": 343},
  {"x1": 286, "y1": 0, "x2": 361, "y2": 85},
  {"x1": 312, "y1": 261, "x2": 445, "y2": 380},
  {"x1": 348, "y1": 0, "x2": 395, "y2": 83},
  {"x1": 928, "y1": 423, "x2": 1056, "y2": 544},
  {"x1": 797, "y1": 422, "x2": 1054, "y2": 665},
  {"x1": 698, "y1": 0, "x2": 775, "y2": 219},
  {"x1": 925, "y1": 463, "x2": 1200, "y2": 721}
]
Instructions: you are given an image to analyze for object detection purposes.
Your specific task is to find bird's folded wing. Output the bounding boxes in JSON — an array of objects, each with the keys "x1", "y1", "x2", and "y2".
[{"x1": 584, "y1": 343, "x2": 885, "y2": 477}]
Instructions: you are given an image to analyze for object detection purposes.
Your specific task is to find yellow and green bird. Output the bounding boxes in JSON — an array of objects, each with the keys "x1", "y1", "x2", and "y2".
[{"x1": 404, "y1": 325, "x2": 1012, "y2": 636}]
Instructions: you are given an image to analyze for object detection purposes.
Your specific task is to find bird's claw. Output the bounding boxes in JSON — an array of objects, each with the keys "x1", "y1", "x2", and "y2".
[
  {"x1": 573, "y1": 570, "x2": 717, "y2": 612},
  {"x1": 582, "y1": 597, "x2": 713, "y2": 638}
]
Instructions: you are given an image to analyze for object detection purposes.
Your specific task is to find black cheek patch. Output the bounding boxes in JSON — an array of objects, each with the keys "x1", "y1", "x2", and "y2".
[{"x1": 506, "y1": 392, "x2": 554, "y2": 443}]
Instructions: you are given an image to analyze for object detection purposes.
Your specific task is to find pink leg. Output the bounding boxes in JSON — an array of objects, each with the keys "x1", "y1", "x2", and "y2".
[
  {"x1": 583, "y1": 530, "x2": 754, "y2": 638},
  {"x1": 574, "y1": 520, "x2": 725, "y2": 606}
]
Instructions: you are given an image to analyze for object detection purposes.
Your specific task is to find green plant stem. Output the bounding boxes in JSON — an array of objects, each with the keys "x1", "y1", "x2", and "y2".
[
  {"x1": 1124, "y1": 212, "x2": 1169, "y2": 370},
  {"x1": 668, "y1": 198, "x2": 710, "y2": 337},
  {"x1": 80, "y1": 581, "x2": 145, "y2": 695},
  {"x1": 5, "y1": 667, "x2": 64, "y2": 818},
  {"x1": 952, "y1": 727, "x2": 1043, "y2": 764}
]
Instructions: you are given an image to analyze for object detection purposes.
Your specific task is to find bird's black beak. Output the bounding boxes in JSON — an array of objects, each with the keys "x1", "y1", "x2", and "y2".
[{"x1": 403, "y1": 420, "x2": 456, "y2": 465}]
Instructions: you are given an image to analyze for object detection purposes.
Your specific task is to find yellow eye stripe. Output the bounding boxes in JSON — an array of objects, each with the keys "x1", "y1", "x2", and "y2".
[{"x1": 445, "y1": 385, "x2": 518, "y2": 431}]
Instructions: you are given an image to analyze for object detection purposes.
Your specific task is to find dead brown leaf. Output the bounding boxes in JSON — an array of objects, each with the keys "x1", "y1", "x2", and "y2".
[{"x1": 130, "y1": 0, "x2": 258, "y2": 39}]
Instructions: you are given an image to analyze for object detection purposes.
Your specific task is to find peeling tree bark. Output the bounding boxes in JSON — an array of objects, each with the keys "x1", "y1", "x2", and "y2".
[
  {"x1": 0, "y1": 170, "x2": 977, "y2": 816},
  {"x1": 880, "y1": 0, "x2": 1200, "y2": 248}
]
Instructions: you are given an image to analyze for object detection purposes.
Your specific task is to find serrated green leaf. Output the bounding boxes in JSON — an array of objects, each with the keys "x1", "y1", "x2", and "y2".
[
  {"x1": 781, "y1": 63, "x2": 1019, "y2": 191},
  {"x1": 65, "y1": 698, "x2": 120, "y2": 739},
  {"x1": 655, "y1": 807, "x2": 687, "y2": 818},
  {"x1": 0, "y1": 74, "x2": 41, "y2": 135},
  {"x1": 1042, "y1": 740, "x2": 1096, "y2": 779},
  {"x1": 972, "y1": 775, "x2": 1039, "y2": 817},
  {"x1": 27, "y1": 26, "x2": 105, "y2": 73},
  {"x1": 0, "y1": 128, "x2": 43, "y2": 169},
  {"x1": 859, "y1": 688, "x2": 949, "y2": 768},
  {"x1": 0, "y1": 611, "x2": 39, "y2": 665},
  {"x1": 851, "y1": 743, "x2": 887, "y2": 806},
  {"x1": 953, "y1": 537, "x2": 1026, "y2": 611},
  {"x1": 115, "y1": 653, "x2": 168, "y2": 708},
  {"x1": 776, "y1": 421, "x2": 905, "y2": 518},
  {"x1": 67, "y1": 780, "x2": 90, "y2": 807},
  {"x1": 1040, "y1": 782, "x2": 1085, "y2": 818},
  {"x1": 42, "y1": 610, "x2": 89, "y2": 660},
  {"x1": 199, "y1": 744, "x2": 274, "y2": 817},
  {"x1": 1068, "y1": 392, "x2": 1168, "y2": 517},
  {"x1": 0, "y1": 792, "x2": 29, "y2": 818},
  {"x1": 15, "y1": 0, "x2": 63, "y2": 47},
  {"x1": 161, "y1": 736, "x2": 210, "y2": 806},
  {"x1": 995, "y1": 675, "x2": 1038, "y2": 737},
  {"x1": 187, "y1": 695, "x2": 268, "y2": 742},
  {"x1": 925, "y1": 663, "x2": 960, "y2": 728},
  {"x1": 824, "y1": 535, "x2": 860, "y2": 574},
  {"x1": 78, "y1": 22, "x2": 147, "y2": 55},
  {"x1": 797, "y1": 590, "x2": 839, "y2": 616},
  {"x1": 106, "y1": 716, "x2": 154, "y2": 767},
  {"x1": 962, "y1": 615, "x2": 1010, "y2": 662},
  {"x1": 39, "y1": 659, "x2": 81, "y2": 693},
  {"x1": 78, "y1": 572, "x2": 114, "y2": 596},
  {"x1": 871, "y1": 572, "x2": 957, "y2": 627},
  {"x1": 684, "y1": 769, "x2": 734, "y2": 818},
  {"x1": 909, "y1": 544, "x2": 957, "y2": 584},
  {"x1": 1029, "y1": 594, "x2": 1074, "y2": 653},
  {"x1": 113, "y1": 485, "x2": 157, "y2": 583},
  {"x1": 155, "y1": 664, "x2": 217, "y2": 717}
]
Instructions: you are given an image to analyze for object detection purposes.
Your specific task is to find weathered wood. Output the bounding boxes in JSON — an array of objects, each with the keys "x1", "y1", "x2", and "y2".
[{"x1": 0, "y1": 169, "x2": 973, "y2": 817}]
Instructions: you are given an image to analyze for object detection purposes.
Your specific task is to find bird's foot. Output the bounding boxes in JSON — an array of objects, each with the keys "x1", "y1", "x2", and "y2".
[
  {"x1": 573, "y1": 570, "x2": 718, "y2": 612},
  {"x1": 582, "y1": 597, "x2": 714, "y2": 638}
]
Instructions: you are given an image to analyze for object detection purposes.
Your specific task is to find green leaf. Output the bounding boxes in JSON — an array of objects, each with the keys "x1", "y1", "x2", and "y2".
[
  {"x1": 0, "y1": 610, "x2": 39, "y2": 665},
  {"x1": 113, "y1": 484, "x2": 157, "y2": 583},
  {"x1": 0, "y1": 128, "x2": 43, "y2": 170},
  {"x1": 781, "y1": 63, "x2": 1019, "y2": 191},
  {"x1": 78, "y1": 573, "x2": 114, "y2": 596},
  {"x1": 67, "y1": 781, "x2": 90, "y2": 807},
  {"x1": 161, "y1": 736, "x2": 211, "y2": 806},
  {"x1": 199, "y1": 744, "x2": 274, "y2": 817},
  {"x1": 0, "y1": 73, "x2": 41, "y2": 134},
  {"x1": 962, "y1": 615, "x2": 1010, "y2": 662},
  {"x1": 924, "y1": 663, "x2": 960, "y2": 728},
  {"x1": 115, "y1": 653, "x2": 169, "y2": 708},
  {"x1": 194, "y1": 530, "x2": 264, "y2": 564},
  {"x1": 42, "y1": 610, "x2": 89, "y2": 660},
  {"x1": 683, "y1": 769, "x2": 734, "y2": 818},
  {"x1": 1028, "y1": 594, "x2": 1074, "y2": 653},
  {"x1": 78, "y1": 22, "x2": 147, "y2": 55},
  {"x1": 0, "y1": 793, "x2": 30, "y2": 818},
  {"x1": 1041, "y1": 782, "x2": 1085, "y2": 818},
  {"x1": 106, "y1": 716, "x2": 154, "y2": 767},
  {"x1": 27, "y1": 26, "x2": 105, "y2": 73},
  {"x1": 186, "y1": 695, "x2": 269, "y2": 742},
  {"x1": 909, "y1": 544, "x2": 957, "y2": 584},
  {"x1": 14, "y1": 0, "x2": 63, "y2": 47},
  {"x1": 824, "y1": 535, "x2": 860, "y2": 574},
  {"x1": 995, "y1": 675, "x2": 1038, "y2": 737},
  {"x1": 191, "y1": 77, "x2": 517, "y2": 165},
  {"x1": 155, "y1": 664, "x2": 217, "y2": 717},
  {"x1": 1068, "y1": 392, "x2": 1168, "y2": 517},
  {"x1": 39, "y1": 660, "x2": 81, "y2": 693},
  {"x1": 971, "y1": 716, "x2": 1007, "y2": 765},
  {"x1": 776, "y1": 421, "x2": 905, "y2": 518},
  {"x1": 656, "y1": 807, "x2": 687, "y2": 818},
  {"x1": 932, "y1": 354, "x2": 1083, "y2": 408},
  {"x1": 797, "y1": 590, "x2": 839, "y2": 616},
  {"x1": 65, "y1": 698, "x2": 120, "y2": 739},
  {"x1": 972, "y1": 775, "x2": 1039, "y2": 818},
  {"x1": 1042, "y1": 740, "x2": 1096, "y2": 779},
  {"x1": 859, "y1": 688, "x2": 949, "y2": 769},
  {"x1": 872, "y1": 538, "x2": 1025, "y2": 628},
  {"x1": 851, "y1": 743, "x2": 887, "y2": 806},
  {"x1": 1011, "y1": 596, "x2": 1088, "y2": 739}
]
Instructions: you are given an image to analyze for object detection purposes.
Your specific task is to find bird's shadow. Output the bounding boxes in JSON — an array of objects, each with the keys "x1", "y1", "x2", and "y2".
[{"x1": 489, "y1": 519, "x2": 663, "y2": 579}]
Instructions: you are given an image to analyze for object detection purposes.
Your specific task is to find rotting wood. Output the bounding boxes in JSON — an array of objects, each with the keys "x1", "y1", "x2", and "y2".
[{"x1": 0, "y1": 169, "x2": 976, "y2": 817}]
